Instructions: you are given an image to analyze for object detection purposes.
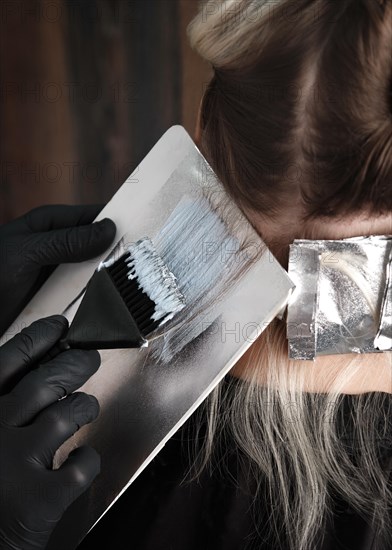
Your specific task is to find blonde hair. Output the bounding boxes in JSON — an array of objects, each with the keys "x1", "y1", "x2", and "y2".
[{"x1": 186, "y1": 1, "x2": 392, "y2": 549}]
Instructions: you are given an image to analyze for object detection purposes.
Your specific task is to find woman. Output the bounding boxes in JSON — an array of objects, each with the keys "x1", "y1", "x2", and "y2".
[{"x1": 81, "y1": 1, "x2": 392, "y2": 549}]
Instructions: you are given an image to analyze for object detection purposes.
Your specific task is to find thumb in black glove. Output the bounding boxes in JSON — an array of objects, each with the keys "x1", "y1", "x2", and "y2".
[
  {"x1": 0, "y1": 204, "x2": 116, "y2": 335},
  {"x1": 0, "y1": 315, "x2": 102, "y2": 550}
]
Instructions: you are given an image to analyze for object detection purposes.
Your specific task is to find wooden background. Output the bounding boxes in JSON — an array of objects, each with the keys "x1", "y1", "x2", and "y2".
[{"x1": 0, "y1": 0, "x2": 212, "y2": 223}]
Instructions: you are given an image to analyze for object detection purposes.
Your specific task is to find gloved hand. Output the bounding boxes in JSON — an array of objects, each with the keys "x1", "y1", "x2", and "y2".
[
  {"x1": 0, "y1": 204, "x2": 116, "y2": 335},
  {"x1": 0, "y1": 315, "x2": 101, "y2": 550}
]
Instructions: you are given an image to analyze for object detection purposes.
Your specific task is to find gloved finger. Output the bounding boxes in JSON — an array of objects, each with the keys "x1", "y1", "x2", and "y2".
[
  {"x1": 23, "y1": 204, "x2": 106, "y2": 232},
  {"x1": 2, "y1": 349, "x2": 100, "y2": 427},
  {"x1": 26, "y1": 218, "x2": 116, "y2": 266},
  {"x1": 0, "y1": 316, "x2": 68, "y2": 396},
  {"x1": 56, "y1": 446, "x2": 101, "y2": 510},
  {"x1": 31, "y1": 392, "x2": 100, "y2": 467}
]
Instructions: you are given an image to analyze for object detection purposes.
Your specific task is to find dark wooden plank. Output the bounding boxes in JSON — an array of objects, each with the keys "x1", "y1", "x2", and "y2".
[
  {"x1": 0, "y1": 0, "x2": 76, "y2": 222},
  {"x1": 0, "y1": 0, "x2": 211, "y2": 224}
]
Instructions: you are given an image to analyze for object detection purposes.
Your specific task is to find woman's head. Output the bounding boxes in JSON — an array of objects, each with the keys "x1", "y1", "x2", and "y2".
[
  {"x1": 189, "y1": 0, "x2": 392, "y2": 257},
  {"x1": 186, "y1": 2, "x2": 392, "y2": 549}
]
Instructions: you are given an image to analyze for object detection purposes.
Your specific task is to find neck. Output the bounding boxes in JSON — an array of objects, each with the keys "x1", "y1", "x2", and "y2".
[{"x1": 231, "y1": 336, "x2": 392, "y2": 395}]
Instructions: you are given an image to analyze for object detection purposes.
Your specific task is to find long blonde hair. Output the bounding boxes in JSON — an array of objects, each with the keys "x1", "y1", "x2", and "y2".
[{"x1": 186, "y1": 1, "x2": 392, "y2": 548}]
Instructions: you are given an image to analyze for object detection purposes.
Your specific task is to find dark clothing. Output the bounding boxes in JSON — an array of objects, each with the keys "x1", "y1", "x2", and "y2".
[{"x1": 79, "y1": 377, "x2": 392, "y2": 550}]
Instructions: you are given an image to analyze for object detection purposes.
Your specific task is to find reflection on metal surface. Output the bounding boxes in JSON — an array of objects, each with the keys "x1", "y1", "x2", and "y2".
[
  {"x1": 288, "y1": 236, "x2": 392, "y2": 360},
  {"x1": 375, "y1": 248, "x2": 392, "y2": 351}
]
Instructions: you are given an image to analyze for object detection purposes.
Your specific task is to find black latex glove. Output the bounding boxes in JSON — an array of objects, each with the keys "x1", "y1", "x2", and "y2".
[
  {"x1": 0, "y1": 205, "x2": 116, "y2": 335},
  {"x1": 0, "y1": 315, "x2": 101, "y2": 550}
]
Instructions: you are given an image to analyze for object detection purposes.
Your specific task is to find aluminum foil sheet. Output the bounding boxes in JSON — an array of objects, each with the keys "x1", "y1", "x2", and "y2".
[
  {"x1": 375, "y1": 248, "x2": 392, "y2": 351},
  {"x1": 287, "y1": 235, "x2": 392, "y2": 360},
  {"x1": 286, "y1": 246, "x2": 319, "y2": 360}
]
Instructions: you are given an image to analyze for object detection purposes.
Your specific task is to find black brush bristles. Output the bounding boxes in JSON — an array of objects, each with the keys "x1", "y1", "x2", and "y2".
[
  {"x1": 103, "y1": 236, "x2": 186, "y2": 339},
  {"x1": 106, "y1": 254, "x2": 160, "y2": 337}
]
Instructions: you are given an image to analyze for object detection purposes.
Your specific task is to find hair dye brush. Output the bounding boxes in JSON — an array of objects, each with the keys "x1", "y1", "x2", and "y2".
[{"x1": 45, "y1": 237, "x2": 186, "y2": 356}]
